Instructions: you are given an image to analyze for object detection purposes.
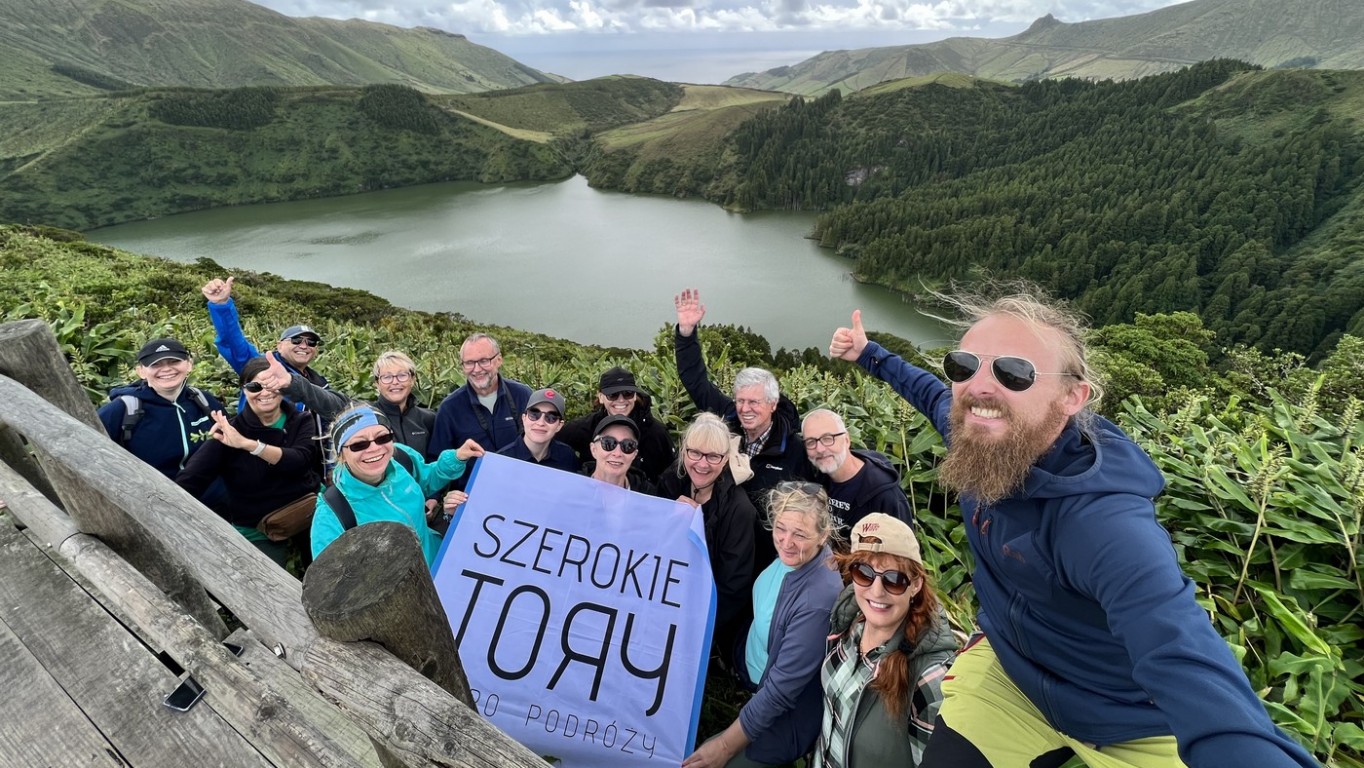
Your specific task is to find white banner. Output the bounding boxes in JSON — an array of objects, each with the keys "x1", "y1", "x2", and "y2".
[{"x1": 433, "y1": 453, "x2": 715, "y2": 766}]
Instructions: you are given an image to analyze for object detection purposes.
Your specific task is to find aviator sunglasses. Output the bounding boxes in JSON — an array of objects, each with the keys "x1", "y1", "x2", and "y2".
[
  {"x1": 942, "y1": 350, "x2": 1075, "y2": 393},
  {"x1": 524, "y1": 408, "x2": 561, "y2": 424},
  {"x1": 344, "y1": 432, "x2": 396, "y2": 453},
  {"x1": 593, "y1": 435, "x2": 639, "y2": 454},
  {"x1": 848, "y1": 561, "x2": 914, "y2": 595},
  {"x1": 289, "y1": 335, "x2": 321, "y2": 348}
]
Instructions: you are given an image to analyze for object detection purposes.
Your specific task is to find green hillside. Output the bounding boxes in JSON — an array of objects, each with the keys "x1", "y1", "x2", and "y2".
[
  {"x1": 588, "y1": 62, "x2": 1364, "y2": 359},
  {"x1": 724, "y1": 0, "x2": 1364, "y2": 95},
  {"x1": 0, "y1": 0, "x2": 556, "y2": 101},
  {"x1": 440, "y1": 76, "x2": 687, "y2": 136},
  {"x1": 2, "y1": 224, "x2": 1361, "y2": 765},
  {"x1": 0, "y1": 84, "x2": 572, "y2": 230}
]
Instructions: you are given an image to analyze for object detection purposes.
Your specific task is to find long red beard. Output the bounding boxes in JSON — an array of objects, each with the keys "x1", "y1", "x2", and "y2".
[{"x1": 939, "y1": 396, "x2": 1068, "y2": 506}]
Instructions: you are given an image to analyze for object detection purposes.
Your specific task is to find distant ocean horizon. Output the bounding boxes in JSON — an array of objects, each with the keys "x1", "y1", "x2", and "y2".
[{"x1": 489, "y1": 44, "x2": 824, "y2": 85}]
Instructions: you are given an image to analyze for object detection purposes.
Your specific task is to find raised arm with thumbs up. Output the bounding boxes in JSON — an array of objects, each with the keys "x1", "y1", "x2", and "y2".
[{"x1": 829, "y1": 309, "x2": 869, "y2": 361}]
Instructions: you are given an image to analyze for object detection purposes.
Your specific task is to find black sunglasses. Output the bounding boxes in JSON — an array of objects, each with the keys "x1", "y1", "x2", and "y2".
[
  {"x1": 289, "y1": 335, "x2": 321, "y2": 348},
  {"x1": 942, "y1": 351, "x2": 1074, "y2": 393},
  {"x1": 525, "y1": 409, "x2": 561, "y2": 424},
  {"x1": 605, "y1": 391, "x2": 636, "y2": 401},
  {"x1": 593, "y1": 435, "x2": 639, "y2": 454},
  {"x1": 242, "y1": 381, "x2": 268, "y2": 393},
  {"x1": 344, "y1": 432, "x2": 396, "y2": 453},
  {"x1": 849, "y1": 561, "x2": 914, "y2": 595}
]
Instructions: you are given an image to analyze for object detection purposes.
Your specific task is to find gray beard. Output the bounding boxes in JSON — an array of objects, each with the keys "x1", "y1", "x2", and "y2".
[{"x1": 939, "y1": 399, "x2": 1067, "y2": 507}]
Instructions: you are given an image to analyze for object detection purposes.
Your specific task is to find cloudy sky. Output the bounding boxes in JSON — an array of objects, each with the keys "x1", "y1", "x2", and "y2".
[{"x1": 248, "y1": 0, "x2": 1193, "y2": 82}]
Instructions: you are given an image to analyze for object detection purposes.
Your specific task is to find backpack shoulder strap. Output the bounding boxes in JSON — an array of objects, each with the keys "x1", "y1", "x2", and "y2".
[
  {"x1": 185, "y1": 386, "x2": 212, "y2": 415},
  {"x1": 392, "y1": 447, "x2": 415, "y2": 476},
  {"x1": 323, "y1": 484, "x2": 358, "y2": 531},
  {"x1": 118, "y1": 395, "x2": 142, "y2": 444}
]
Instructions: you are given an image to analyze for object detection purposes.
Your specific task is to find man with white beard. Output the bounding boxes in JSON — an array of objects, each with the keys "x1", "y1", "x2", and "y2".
[
  {"x1": 829, "y1": 289, "x2": 1316, "y2": 768},
  {"x1": 801, "y1": 408, "x2": 911, "y2": 534}
]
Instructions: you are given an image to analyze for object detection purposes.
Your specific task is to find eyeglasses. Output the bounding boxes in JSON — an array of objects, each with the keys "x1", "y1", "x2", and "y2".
[
  {"x1": 461, "y1": 354, "x2": 500, "y2": 371},
  {"x1": 849, "y1": 561, "x2": 914, "y2": 595},
  {"x1": 593, "y1": 435, "x2": 638, "y2": 454},
  {"x1": 289, "y1": 335, "x2": 321, "y2": 348},
  {"x1": 942, "y1": 351, "x2": 1075, "y2": 393},
  {"x1": 525, "y1": 409, "x2": 561, "y2": 424},
  {"x1": 376, "y1": 371, "x2": 413, "y2": 384},
  {"x1": 605, "y1": 391, "x2": 637, "y2": 402},
  {"x1": 344, "y1": 432, "x2": 396, "y2": 453},
  {"x1": 684, "y1": 447, "x2": 725, "y2": 465},
  {"x1": 242, "y1": 381, "x2": 268, "y2": 393},
  {"x1": 802, "y1": 432, "x2": 846, "y2": 450}
]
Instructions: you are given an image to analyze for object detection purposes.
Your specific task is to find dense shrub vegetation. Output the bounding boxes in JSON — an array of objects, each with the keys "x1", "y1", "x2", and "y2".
[
  {"x1": 2, "y1": 226, "x2": 1359, "y2": 764},
  {"x1": 148, "y1": 86, "x2": 281, "y2": 130}
]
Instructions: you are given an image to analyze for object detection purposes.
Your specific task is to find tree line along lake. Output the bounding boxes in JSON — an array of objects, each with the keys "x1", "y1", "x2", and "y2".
[{"x1": 90, "y1": 175, "x2": 949, "y2": 351}]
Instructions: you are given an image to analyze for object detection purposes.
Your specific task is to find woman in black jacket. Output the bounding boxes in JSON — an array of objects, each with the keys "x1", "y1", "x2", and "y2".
[
  {"x1": 560, "y1": 366, "x2": 675, "y2": 481},
  {"x1": 656, "y1": 412, "x2": 756, "y2": 661},
  {"x1": 176, "y1": 356, "x2": 322, "y2": 568}
]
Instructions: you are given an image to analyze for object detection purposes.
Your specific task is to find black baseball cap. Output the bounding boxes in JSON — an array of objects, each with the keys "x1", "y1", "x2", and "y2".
[
  {"x1": 137, "y1": 338, "x2": 191, "y2": 366},
  {"x1": 598, "y1": 367, "x2": 640, "y2": 396},
  {"x1": 593, "y1": 414, "x2": 639, "y2": 439}
]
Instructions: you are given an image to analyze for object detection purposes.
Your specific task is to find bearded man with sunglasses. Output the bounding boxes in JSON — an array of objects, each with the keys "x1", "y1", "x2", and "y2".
[{"x1": 830, "y1": 292, "x2": 1315, "y2": 768}]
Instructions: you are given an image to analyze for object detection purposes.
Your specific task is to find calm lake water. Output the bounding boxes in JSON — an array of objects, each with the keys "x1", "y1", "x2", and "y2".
[{"x1": 90, "y1": 175, "x2": 950, "y2": 350}]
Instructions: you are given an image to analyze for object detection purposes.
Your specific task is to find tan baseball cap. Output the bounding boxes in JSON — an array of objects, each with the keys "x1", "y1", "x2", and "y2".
[{"x1": 850, "y1": 513, "x2": 922, "y2": 564}]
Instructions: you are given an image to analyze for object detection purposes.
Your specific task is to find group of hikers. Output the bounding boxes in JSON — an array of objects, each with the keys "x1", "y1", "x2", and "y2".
[{"x1": 97, "y1": 278, "x2": 1318, "y2": 768}]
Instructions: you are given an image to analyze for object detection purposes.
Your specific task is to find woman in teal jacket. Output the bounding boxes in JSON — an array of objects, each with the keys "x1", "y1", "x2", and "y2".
[{"x1": 312, "y1": 404, "x2": 483, "y2": 566}]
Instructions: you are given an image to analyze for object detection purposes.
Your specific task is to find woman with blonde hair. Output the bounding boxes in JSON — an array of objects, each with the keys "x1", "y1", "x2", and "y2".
[
  {"x1": 813, "y1": 513, "x2": 956, "y2": 768},
  {"x1": 656, "y1": 412, "x2": 757, "y2": 659},
  {"x1": 683, "y1": 482, "x2": 843, "y2": 767}
]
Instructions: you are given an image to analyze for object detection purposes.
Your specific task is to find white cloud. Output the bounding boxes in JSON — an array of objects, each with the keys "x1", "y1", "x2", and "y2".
[{"x1": 252, "y1": 0, "x2": 1191, "y2": 36}]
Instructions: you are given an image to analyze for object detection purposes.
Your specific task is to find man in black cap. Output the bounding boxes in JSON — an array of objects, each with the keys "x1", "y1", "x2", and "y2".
[
  {"x1": 560, "y1": 366, "x2": 674, "y2": 480},
  {"x1": 98, "y1": 337, "x2": 226, "y2": 479},
  {"x1": 201, "y1": 276, "x2": 330, "y2": 412}
]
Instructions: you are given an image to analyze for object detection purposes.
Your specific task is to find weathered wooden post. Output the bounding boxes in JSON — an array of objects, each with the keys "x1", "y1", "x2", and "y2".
[
  {"x1": 302, "y1": 521, "x2": 474, "y2": 706},
  {"x1": 0, "y1": 319, "x2": 227, "y2": 637}
]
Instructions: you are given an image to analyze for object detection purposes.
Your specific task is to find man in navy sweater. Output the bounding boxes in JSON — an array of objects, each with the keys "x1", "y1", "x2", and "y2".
[
  {"x1": 428, "y1": 332, "x2": 530, "y2": 457},
  {"x1": 829, "y1": 291, "x2": 1317, "y2": 768}
]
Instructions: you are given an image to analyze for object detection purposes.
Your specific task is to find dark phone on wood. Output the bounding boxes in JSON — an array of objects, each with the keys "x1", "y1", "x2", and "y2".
[{"x1": 163, "y1": 675, "x2": 205, "y2": 712}]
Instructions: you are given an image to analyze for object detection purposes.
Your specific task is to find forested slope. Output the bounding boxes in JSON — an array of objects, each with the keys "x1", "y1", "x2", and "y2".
[
  {"x1": 0, "y1": 85, "x2": 572, "y2": 230},
  {"x1": 593, "y1": 61, "x2": 1364, "y2": 358}
]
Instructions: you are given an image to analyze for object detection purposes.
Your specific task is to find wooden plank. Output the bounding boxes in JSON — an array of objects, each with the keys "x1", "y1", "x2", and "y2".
[
  {"x1": 0, "y1": 617, "x2": 126, "y2": 767},
  {"x1": 0, "y1": 515, "x2": 270, "y2": 768},
  {"x1": 303, "y1": 638, "x2": 550, "y2": 768},
  {"x1": 224, "y1": 628, "x2": 382, "y2": 768},
  {"x1": 0, "y1": 374, "x2": 318, "y2": 667}
]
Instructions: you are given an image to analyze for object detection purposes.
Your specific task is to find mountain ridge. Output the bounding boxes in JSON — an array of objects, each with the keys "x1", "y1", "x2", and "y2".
[
  {"x1": 0, "y1": 0, "x2": 559, "y2": 100},
  {"x1": 724, "y1": 0, "x2": 1364, "y2": 95}
]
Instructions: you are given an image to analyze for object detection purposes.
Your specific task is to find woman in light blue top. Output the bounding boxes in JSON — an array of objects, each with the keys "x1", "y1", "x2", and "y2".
[
  {"x1": 684, "y1": 482, "x2": 844, "y2": 767},
  {"x1": 312, "y1": 404, "x2": 483, "y2": 566}
]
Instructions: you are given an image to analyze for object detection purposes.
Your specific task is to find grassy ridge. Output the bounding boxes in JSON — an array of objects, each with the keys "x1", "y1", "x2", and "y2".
[
  {"x1": 0, "y1": 0, "x2": 556, "y2": 101},
  {"x1": 440, "y1": 76, "x2": 686, "y2": 135}
]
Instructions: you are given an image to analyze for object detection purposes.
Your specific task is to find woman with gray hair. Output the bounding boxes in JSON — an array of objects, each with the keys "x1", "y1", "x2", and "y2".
[
  {"x1": 656, "y1": 412, "x2": 758, "y2": 668},
  {"x1": 684, "y1": 482, "x2": 844, "y2": 767}
]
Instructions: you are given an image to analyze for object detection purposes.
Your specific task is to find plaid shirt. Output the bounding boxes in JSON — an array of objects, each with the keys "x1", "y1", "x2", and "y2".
[{"x1": 813, "y1": 595, "x2": 953, "y2": 767}]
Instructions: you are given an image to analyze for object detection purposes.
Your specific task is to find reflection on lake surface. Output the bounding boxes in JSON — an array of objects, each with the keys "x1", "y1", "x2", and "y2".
[{"x1": 90, "y1": 175, "x2": 950, "y2": 350}]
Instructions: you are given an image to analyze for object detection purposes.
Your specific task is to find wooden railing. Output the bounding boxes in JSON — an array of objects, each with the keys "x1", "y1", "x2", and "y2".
[{"x1": 0, "y1": 319, "x2": 547, "y2": 768}]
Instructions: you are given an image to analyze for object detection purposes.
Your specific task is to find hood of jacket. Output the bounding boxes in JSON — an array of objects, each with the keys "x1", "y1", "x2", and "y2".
[
  {"x1": 849, "y1": 448, "x2": 902, "y2": 494},
  {"x1": 1007, "y1": 416, "x2": 1164, "y2": 503}
]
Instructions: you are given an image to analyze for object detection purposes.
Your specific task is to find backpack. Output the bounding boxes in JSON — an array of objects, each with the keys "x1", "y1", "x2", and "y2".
[
  {"x1": 322, "y1": 448, "x2": 416, "y2": 530},
  {"x1": 118, "y1": 387, "x2": 213, "y2": 444}
]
